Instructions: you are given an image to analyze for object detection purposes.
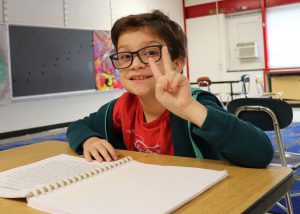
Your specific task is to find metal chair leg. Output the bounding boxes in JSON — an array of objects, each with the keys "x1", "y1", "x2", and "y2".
[
  {"x1": 285, "y1": 192, "x2": 294, "y2": 214},
  {"x1": 276, "y1": 192, "x2": 294, "y2": 214},
  {"x1": 231, "y1": 105, "x2": 296, "y2": 214},
  {"x1": 290, "y1": 193, "x2": 300, "y2": 197}
]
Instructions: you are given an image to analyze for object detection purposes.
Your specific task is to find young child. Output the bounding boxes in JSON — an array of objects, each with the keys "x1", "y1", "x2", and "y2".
[{"x1": 67, "y1": 10, "x2": 273, "y2": 168}]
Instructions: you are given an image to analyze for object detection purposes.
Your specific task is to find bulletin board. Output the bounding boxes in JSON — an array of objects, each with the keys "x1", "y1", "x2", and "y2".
[
  {"x1": 93, "y1": 30, "x2": 122, "y2": 90},
  {"x1": 9, "y1": 25, "x2": 95, "y2": 97},
  {"x1": 0, "y1": 24, "x2": 11, "y2": 105}
]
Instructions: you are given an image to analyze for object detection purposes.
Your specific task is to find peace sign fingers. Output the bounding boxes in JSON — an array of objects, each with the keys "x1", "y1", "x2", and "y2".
[
  {"x1": 148, "y1": 57, "x2": 163, "y2": 80},
  {"x1": 149, "y1": 45, "x2": 173, "y2": 80},
  {"x1": 162, "y1": 46, "x2": 174, "y2": 75}
]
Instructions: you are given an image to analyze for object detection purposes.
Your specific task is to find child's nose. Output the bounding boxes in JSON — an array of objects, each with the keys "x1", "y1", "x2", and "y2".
[{"x1": 130, "y1": 55, "x2": 145, "y2": 69}]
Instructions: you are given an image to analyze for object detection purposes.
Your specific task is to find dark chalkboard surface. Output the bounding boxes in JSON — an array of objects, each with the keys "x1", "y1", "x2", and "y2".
[{"x1": 9, "y1": 25, "x2": 95, "y2": 97}]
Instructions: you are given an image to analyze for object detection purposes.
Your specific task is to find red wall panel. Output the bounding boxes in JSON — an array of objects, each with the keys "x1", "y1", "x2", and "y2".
[{"x1": 185, "y1": 0, "x2": 300, "y2": 19}]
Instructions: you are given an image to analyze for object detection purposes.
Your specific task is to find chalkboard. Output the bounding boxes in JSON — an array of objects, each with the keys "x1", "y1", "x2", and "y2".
[{"x1": 9, "y1": 25, "x2": 95, "y2": 97}]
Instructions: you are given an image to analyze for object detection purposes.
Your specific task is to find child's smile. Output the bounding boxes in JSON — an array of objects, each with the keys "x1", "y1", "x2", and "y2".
[{"x1": 129, "y1": 74, "x2": 154, "y2": 85}]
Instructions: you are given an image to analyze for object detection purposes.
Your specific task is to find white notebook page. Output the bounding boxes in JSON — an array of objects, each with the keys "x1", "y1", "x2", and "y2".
[
  {"x1": 0, "y1": 154, "x2": 111, "y2": 198},
  {"x1": 28, "y1": 160, "x2": 228, "y2": 214}
]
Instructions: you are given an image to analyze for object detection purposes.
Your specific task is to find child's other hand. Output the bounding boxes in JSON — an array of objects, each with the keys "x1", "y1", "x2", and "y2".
[
  {"x1": 83, "y1": 137, "x2": 119, "y2": 162},
  {"x1": 149, "y1": 46, "x2": 192, "y2": 116}
]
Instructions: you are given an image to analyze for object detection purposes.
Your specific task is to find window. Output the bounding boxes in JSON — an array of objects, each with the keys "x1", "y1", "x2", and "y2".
[{"x1": 267, "y1": 3, "x2": 300, "y2": 69}]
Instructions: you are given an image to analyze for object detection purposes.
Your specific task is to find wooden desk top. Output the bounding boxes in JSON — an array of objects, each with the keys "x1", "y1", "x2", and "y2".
[{"x1": 0, "y1": 141, "x2": 293, "y2": 214}]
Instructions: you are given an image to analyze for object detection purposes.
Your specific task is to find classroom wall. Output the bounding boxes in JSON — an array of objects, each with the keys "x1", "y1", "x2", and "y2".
[
  {"x1": 0, "y1": 0, "x2": 184, "y2": 133},
  {"x1": 0, "y1": 0, "x2": 271, "y2": 134},
  {"x1": 186, "y1": 6, "x2": 264, "y2": 100},
  {"x1": 186, "y1": 14, "x2": 226, "y2": 82}
]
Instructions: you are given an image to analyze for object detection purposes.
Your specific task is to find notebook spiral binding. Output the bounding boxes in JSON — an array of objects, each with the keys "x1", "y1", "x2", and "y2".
[{"x1": 25, "y1": 156, "x2": 133, "y2": 199}]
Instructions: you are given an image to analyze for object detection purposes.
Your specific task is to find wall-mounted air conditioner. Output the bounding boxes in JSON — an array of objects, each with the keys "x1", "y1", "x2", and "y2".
[{"x1": 236, "y1": 41, "x2": 258, "y2": 59}]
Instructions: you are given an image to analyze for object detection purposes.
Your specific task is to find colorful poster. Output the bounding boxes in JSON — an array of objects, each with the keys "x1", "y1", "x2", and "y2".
[
  {"x1": 93, "y1": 31, "x2": 122, "y2": 90},
  {"x1": 0, "y1": 24, "x2": 11, "y2": 105}
]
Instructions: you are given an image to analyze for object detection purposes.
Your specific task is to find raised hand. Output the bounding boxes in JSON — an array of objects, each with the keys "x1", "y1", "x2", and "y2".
[
  {"x1": 149, "y1": 46, "x2": 192, "y2": 113},
  {"x1": 148, "y1": 46, "x2": 207, "y2": 127}
]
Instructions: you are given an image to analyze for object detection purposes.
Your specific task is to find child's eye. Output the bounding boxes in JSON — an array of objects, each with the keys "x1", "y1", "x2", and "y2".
[
  {"x1": 143, "y1": 49, "x2": 160, "y2": 57},
  {"x1": 146, "y1": 50, "x2": 159, "y2": 56},
  {"x1": 118, "y1": 53, "x2": 132, "y2": 61}
]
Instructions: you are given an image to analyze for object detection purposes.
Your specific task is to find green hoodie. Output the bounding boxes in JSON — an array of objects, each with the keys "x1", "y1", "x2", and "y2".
[{"x1": 67, "y1": 89, "x2": 274, "y2": 168}]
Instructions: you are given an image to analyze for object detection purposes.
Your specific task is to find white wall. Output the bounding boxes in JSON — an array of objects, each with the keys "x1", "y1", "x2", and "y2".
[
  {"x1": 0, "y1": 90, "x2": 124, "y2": 133},
  {"x1": 0, "y1": 0, "x2": 184, "y2": 133},
  {"x1": 186, "y1": 14, "x2": 226, "y2": 82},
  {"x1": 224, "y1": 12, "x2": 265, "y2": 99},
  {"x1": 226, "y1": 12, "x2": 264, "y2": 71},
  {"x1": 111, "y1": 0, "x2": 184, "y2": 31}
]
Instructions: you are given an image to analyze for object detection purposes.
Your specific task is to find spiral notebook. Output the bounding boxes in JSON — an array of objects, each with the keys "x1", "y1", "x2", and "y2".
[{"x1": 0, "y1": 154, "x2": 228, "y2": 214}]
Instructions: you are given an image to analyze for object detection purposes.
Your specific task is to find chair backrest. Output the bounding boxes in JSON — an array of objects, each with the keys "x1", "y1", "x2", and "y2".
[
  {"x1": 227, "y1": 98, "x2": 293, "y2": 131},
  {"x1": 197, "y1": 76, "x2": 212, "y2": 92},
  {"x1": 240, "y1": 74, "x2": 250, "y2": 96},
  {"x1": 227, "y1": 98, "x2": 293, "y2": 167},
  {"x1": 254, "y1": 74, "x2": 264, "y2": 97}
]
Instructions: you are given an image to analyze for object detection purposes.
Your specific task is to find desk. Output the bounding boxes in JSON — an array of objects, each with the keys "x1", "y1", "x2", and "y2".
[
  {"x1": 191, "y1": 80, "x2": 240, "y2": 100},
  {"x1": 0, "y1": 141, "x2": 293, "y2": 214}
]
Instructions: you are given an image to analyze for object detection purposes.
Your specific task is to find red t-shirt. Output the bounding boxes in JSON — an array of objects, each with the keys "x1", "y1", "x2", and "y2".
[{"x1": 112, "y1": 92, "x2": 174, "y2": 155}]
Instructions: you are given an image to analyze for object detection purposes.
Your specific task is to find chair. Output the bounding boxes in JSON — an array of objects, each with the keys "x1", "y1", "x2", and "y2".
[
  {"x1": 227, "y1": 98, "x2": 300, "y2": 214},
  {"x1": 197, "y1": 76, "x2": 223, "y2": 105},
  {"x1": 227, "y1": 74, "x2": 250, "y2": 103},
  {"x1": 196, "y1": 76, "x2": 212, "y2": 92},
  {"x1": 255, "y1": 74, "x2": 283, "y2": 99}
]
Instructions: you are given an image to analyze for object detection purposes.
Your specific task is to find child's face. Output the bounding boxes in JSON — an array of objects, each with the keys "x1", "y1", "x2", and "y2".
[{"x1": 116, "y1": 28, "x2": 182, "y2": 97}]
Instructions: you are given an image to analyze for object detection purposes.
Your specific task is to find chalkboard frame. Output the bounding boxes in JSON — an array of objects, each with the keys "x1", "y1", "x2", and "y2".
[{"x1": 9, "y1": 25, "x2": 96, "y2": 98}]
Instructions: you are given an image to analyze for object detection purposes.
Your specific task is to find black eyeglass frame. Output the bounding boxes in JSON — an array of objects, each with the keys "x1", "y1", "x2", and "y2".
[{"x1": 109, "y1": 45, "x2": 165, "y2": 69}]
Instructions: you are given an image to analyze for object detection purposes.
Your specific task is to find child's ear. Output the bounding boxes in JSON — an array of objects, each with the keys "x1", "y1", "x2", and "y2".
[{"x1": 173, "y1": 57, "x2": 185, "y2": 73}]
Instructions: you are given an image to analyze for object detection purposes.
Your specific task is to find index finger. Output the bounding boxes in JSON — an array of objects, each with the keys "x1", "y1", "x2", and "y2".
[
  {"x1": 149, "y1": 57, "x2": 163, "y2": 79},
  {"x1": 102, "y1": 141, "x2": 119, "y2": 161},
  {"x1": 162, "y1": 46, "x2": 173, "y2": 74}
]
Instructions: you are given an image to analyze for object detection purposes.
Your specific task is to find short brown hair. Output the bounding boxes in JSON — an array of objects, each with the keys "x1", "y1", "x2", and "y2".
[{"x1": 111, "y1": 10, "x2": 187, "y2": 61}]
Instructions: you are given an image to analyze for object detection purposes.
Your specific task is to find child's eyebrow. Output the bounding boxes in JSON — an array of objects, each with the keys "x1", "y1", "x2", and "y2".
[{"x1": 118, "y1": 41, "x2": 164, "y2": 51}]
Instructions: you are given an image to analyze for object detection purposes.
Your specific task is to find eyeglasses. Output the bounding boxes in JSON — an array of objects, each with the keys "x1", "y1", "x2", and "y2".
[{"x1": 109, "y1": 45, "x2": 164, "y2": 69}]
